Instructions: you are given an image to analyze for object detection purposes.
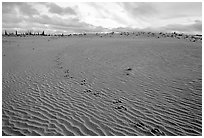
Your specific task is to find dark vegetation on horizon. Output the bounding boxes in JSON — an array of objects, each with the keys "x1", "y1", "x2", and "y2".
[
  {"x1": 2, "y1": 30, "x2": 202, "y2": 42},
  {"x1": 3, "y1": 30, "x2": 57, "y2": 37}
]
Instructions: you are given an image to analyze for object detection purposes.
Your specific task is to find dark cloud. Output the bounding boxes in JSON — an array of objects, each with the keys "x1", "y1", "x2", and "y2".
[
  {"x1": 48, "y1": 24, "x2": 107, "y2": 33},
  {"x1": 111, "y1": 20, "x2": 202, "y2": 34},
  {"x1": 16, "y1": 14, "x2": 107, "y2": 33},
  {"x1": 46, "y1": 3, "x2": 76, "y2": 15},
  {"x1": 2, "y1": 2, "x2": 202, "y2": 34},
  {"x1": 18, "y1": 3, "x2": 39, "y2": 16},
  {"x1": 121, "y1": 3, "x2": 157, "y2": 17},
  {"x1": 31, "y1": 15, "x2": 86, "y2": 29},
  {"x1": 2, "y1": 2, "x2": 15, "y2": 14},
  {"x1": 160, "y1": 2, "x2": 202, "y2": 19},
  {"x1": 111, "y1": 27, "x2": 139, "y2": 32},
  {"x1": 163, "y1": 20, "x2": 202, "y2": 34},
  {"x1": 2, "y1": 2, "x2": 39, "y2": 16},
  {"x1": 27, "y1": 20, "x2": 108, "y2": 34},
  {"x1": 2, "y1": 14, "x2": 22, "y2": 24}
]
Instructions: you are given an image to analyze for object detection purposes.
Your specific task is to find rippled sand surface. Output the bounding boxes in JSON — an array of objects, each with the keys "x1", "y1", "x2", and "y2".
[{"x1": 2, "y1": 36, "x2": 202, "y2": 136}]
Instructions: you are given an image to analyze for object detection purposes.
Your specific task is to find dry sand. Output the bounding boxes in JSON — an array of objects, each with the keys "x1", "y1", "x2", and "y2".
[{"x1": 2, "y1": 35, "x2": 202, "y2": 136}]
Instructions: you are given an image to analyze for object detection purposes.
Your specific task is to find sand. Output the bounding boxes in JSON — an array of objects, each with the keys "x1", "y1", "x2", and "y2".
[{"x1": 2, "y1": 34, "x2": 202, "y2": 136}]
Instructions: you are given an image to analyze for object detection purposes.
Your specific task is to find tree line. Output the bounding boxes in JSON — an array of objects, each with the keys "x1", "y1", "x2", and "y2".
[{"x1": 3, "y1": 30, "x2": 55, "y2": 36}]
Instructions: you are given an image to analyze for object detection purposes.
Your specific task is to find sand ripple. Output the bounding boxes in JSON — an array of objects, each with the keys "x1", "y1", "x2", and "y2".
[{"x1": 2, "y1": 37, "x2": 202, "y2": 136}]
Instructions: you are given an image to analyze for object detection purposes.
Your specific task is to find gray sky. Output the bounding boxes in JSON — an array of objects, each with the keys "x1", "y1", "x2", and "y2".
[{"x1": 2, "y1": 2, "x2": 202, "y2": 34}]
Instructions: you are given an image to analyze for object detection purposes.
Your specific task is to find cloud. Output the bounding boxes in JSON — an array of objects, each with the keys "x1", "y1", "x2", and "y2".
[
  {"x1": 35, "y1": 15, "x2": 108, "y2": 33},
  {"x1": 46, "y1": 3, "x2": 76, "y2": 15},
  {"x1": 2, "y1": 2, "x2": 202, "y2": 34},
  {"x1": 18, "y1": 3, "x2": 39, "y2": 16},
  {"x1": 2, "y1": 2, "x2": 15, "y2": 14},
  {"x1": 110, "y1": 27, "x2": 138, "y2": 32},
  {"x1": 121, "y1": 2, "x2": 157, "y2": 18},
  {"x1": 32, "y1": 15, "x2": 87, "y2": 29},
  {"x1": 158, "y1": 2, "x2": 202, "y2": 19},
  {"x1": 162, "y1": 20, "x2": 202, "y2": 34},
  {"x1": 2, "y1": 12, "x2": 108, "y2": 34},
  {"x1": 2, "y1": 2, "x2": 39, "y2": 16},
  {"x1": 110, "y1": 19, "x2": 202, "y2": 35}
]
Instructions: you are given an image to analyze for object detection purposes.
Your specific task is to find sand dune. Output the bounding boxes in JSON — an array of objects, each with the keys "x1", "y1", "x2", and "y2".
[{"x1": 2, "y1": 34, "x2": 202, "y2": 136}]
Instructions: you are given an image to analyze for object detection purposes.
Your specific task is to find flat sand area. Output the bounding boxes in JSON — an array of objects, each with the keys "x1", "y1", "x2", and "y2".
[{"x1": 2, "y1": 35, "x2": 202, "y2": 136}]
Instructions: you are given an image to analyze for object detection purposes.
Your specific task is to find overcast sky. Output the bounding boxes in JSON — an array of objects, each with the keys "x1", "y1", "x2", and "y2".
[{"x1": 2, "y1": 2, "x2": 202, "y2": 34}]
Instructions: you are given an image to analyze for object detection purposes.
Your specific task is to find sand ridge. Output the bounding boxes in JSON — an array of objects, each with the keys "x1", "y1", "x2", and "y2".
[{"x1": 2, "y1": 34, "x2": 202, "y2": 136}]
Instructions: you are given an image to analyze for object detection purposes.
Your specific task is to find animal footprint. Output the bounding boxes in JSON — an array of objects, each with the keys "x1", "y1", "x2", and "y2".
[
  {"x1": 115, "y1": 105, "x2": 127, "y2": 111},
  {"x1": 93, "y1": 92, "x2": 100, "y2": 97},
  {"x1": 84, "y1": 89, "x2": 92, "y2": 93},
  {"x1": 131, "y1": 120, "x2": 150, "y2": 131},
  {"x1": 64, "y1": 74, "x2": 69, "y2": 78},
  {"x1": 124, "y1": 67, "x2": 133, "y2": 76},
  {"x1": 132, "y1": 120, "x2": 165, "y2": 136},
  {"x1": 64, "y1": 69, "x2": 69, "y2": 74},
  {"x1": 113, "y1": 99, "x2": 122, "y2": 104},
  {"x1": 125, "y1": 67, "x2": 132, "y2": 71},
  {"x1": 150, "y1": 128, "x2": 165, "y2": 136},
  {"x1": 80, "y1": 79, "x2": 87, "y2": 85},
  {"x1": 64, "y1": 69, "x2": 70, "y2": 78}
]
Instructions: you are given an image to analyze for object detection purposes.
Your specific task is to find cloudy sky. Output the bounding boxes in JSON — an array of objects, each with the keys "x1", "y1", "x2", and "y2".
[{"x1": 2, "y1": 2, "x2": 202, "y2": 34}]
